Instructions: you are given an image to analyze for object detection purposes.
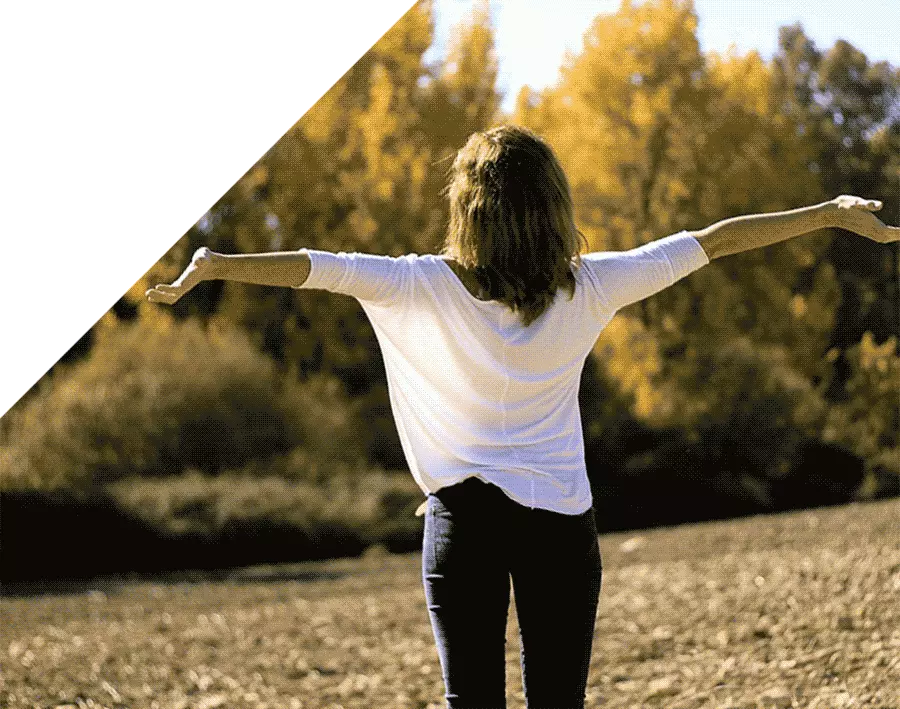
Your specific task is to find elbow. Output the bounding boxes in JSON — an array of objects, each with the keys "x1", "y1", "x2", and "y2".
[
  {"x1": 688, "y1": 230, "x2": 721, "y2": 261},
  {"x1": 296, "y1": 250, "x2": 312, "y2": 287}
]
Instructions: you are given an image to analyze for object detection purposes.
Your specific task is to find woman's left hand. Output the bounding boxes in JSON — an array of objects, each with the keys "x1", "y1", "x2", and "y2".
[
  {"x1": 830, "y1": 195, "x2": 900, "y2": 244},
  {"x1": 145, "y1": 247, "x2": 217, "y2": 305}
]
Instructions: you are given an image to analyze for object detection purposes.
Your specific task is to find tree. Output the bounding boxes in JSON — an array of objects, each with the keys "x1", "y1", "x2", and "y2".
[
  {"x1": 772, "y1": 25, "x2": 900, "y2": 386},
  {"x1": 514, "y1": 0, "x2": 838, "y2": 422}
]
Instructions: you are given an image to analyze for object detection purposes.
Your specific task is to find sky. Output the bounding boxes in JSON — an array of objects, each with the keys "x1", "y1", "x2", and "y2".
[{"x1": 425, "y1": 0, "x2": 900, "y2": 113}]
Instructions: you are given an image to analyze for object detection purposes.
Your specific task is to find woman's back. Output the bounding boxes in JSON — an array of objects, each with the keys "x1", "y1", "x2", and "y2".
[{"x1": 294, "y1": 230, "x2": 709, "y2": 513}]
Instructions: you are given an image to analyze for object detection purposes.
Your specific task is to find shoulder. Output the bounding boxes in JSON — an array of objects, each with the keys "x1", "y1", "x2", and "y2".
[{"x1": 403, "y1": 253, "x2": 454, "y2": 279}]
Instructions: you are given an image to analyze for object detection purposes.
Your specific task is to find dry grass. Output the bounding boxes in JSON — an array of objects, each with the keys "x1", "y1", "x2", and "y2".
[{"x1": 2, "y1": 498, "x2": 898, "y2": 708}]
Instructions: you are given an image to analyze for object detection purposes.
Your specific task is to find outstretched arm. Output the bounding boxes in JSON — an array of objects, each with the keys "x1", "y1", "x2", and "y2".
[
  {"x1": 146, "y1": 247, "x2": 412, "y2": 306},
  {"x1": 580, "y1": 194, "x2": 898, "y2": 313},
  {"x1": 146, "y1": 248, "x2": 311, "y2": 305},
  {"x1": 691, "y1": 195, "x2": 900, "y2": 260}
]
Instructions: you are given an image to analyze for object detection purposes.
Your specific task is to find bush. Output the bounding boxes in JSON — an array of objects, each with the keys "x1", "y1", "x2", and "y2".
[
  {"x1": 677, "y1": 337, "x2": 829, "y2": 479},
  {"x1": 824, "y1": 334, "x2": 898, "y2": 454},
  {"x1": 860, "y1": 446, "x2": 900, "y2": 500},
  {"x1": 1, "y1": 468, "x2": 425, "y2": 581},
  {"x1": 105, "y1": 468, "x2": 422, "y2": 542},
  {"x1": 583, "y1": 335, "x2": 875, "y2": 526},
  {"x1": 0, "y1": 316, "x2": 367, "y2": 492}
]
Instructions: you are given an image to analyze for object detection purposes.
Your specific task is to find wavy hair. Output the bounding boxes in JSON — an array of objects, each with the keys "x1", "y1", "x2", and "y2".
[{"x1": 440, "y1": 124, "x2": 588, "y2": 326}]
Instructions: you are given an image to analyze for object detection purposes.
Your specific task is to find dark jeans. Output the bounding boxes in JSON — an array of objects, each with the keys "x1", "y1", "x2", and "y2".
[{"x1": 422, "y1": 476, "x2": 603, "y2": 709}]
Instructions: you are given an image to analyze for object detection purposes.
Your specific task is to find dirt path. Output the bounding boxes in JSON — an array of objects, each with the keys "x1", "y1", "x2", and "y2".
[{"x1": 2, "y1": 498, "x2": 898, "y2": 708}]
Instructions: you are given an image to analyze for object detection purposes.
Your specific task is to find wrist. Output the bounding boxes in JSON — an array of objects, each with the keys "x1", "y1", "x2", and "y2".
[
  {"x1": 818, "y1": 200, "x2": 842, "y2": 229},
  {"x1": 204, "y1": 251, "x2": 228, "y2": 278}
]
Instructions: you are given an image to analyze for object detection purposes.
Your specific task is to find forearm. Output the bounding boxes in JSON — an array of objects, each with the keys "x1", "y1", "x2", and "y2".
[
  {"x1": 690, "y1": 201, "x2": 838, "y2": 260},
  {"x1": 206, "y1": 250, "x2": 311, "y2": 288}
]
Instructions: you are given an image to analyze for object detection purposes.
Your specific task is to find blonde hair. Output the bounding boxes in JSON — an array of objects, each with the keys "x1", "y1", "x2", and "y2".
[{"x1": 440, "y1": 124, "x2": 588, "y2": 326}]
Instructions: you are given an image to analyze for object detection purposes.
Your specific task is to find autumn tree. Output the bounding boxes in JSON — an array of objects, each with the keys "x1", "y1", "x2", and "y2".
[
  {"x1": 772, "y1": 25, "x2": 900, "y2": 378},
  {"x1": 511, "y1": 0, "x2": 896, "y2": 506},
  {"x1": 515, "y1": 0, "x2": 836, "y2": 417}
]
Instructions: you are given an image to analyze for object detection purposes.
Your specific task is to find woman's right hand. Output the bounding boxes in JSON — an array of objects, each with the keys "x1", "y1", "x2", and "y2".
[
  {"x1": 829, "y1": 195, "x2": 900, "y2": 244},
  {"x1": 145, "y1": 247, "x2": 218, "y2": 305}
]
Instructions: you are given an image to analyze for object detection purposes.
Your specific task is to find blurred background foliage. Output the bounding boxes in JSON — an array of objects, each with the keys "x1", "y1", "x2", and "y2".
[{"x1": 1, "y1": 0, "x2": 897, "y2": 581}]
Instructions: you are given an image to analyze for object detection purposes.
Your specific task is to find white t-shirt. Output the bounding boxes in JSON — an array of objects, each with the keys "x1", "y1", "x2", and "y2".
[{"x1": 294, "y1": 231, "x2": 709, "y2": 515}]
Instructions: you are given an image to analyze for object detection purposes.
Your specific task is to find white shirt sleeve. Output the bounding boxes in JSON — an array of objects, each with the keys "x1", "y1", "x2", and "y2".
[
  {"x1": 292, "y1": 249, "x2": 414, "y2": 306},
  {"x1": 579, "y1": 231, "x2": 709, "y2": 312}
]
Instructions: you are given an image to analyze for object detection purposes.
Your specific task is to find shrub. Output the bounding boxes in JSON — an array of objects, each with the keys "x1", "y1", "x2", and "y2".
[
  {"x1": 0, "y1": 316, "x2": 367, "y2": 492},
  {"x1": 670, "y1": 336, "x2": 830, "y2": 481},
  {"x1": 822, "y1": 333, "x2": 900, "y2": 500},
  {"x1": 100, "y1": 468, "x2": 424, "y2": 565},
  {"x1": 1, "y1": 465, "x2": 425, "y2": 581}
]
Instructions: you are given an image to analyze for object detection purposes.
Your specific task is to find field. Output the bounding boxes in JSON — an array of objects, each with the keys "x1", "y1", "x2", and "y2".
[{"x1": 2, "y1": 498, "x2": 898, "y2": 709}]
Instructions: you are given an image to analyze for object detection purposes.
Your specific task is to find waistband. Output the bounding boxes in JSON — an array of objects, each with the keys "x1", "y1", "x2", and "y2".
[
  {"x1": 416, "y1": 475, "x2": 500, "y2": 517},
  {"x1": 417, "y1": 476, "x2": 593, "y2": 522}
]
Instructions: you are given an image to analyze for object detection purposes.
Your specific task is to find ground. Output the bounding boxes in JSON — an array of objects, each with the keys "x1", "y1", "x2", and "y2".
[{"x1": 2, "y1": 498, "x2": 898, "y2": 708}]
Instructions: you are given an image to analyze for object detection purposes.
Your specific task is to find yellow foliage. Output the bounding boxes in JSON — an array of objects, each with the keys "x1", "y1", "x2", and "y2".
[
  {"x1": 789, "y1": 293, "x2": 808, "y2": 318},
  {"x1": 708, "y1": 49, "x2": 772, "y2": 116},
  {"x1": 593, "y1": 314, "x2": 674, "y2": 422},
  {"x1": 348, "y1": 208, "x2": 379, "y2": 244},
  {"x1": 857, "y1": 332, "x2": 898, "y2": 373},
  {"x1": 95, "y1": 309, "x2": 120, "y2": 333},
  {"x1": 139, "y1": 303, "x2": 177, "y2": 335}
]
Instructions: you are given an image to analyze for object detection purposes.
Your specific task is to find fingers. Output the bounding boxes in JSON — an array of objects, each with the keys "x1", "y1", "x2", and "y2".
[
  {"x1": 145, "y1": 290, "x2": 176, "y2": 305},
  {"x1": 145, "y1": 283, "x2": 184, "y2": 305},
  {"x1": 145, "y1": 248, "x2": 214, "y2": 305},
  {"x1": 154, "y1": 283, "x2": 182, "y2": 294},
  {"x1": 852, "y1": 197, "x2": 880, "y2": 211},
  {"x1": 835, "y1": 195, "x2": 883, "y2": 211}
]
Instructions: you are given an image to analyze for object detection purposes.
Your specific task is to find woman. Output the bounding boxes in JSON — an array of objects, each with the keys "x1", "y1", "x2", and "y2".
[{"x1": 147, "y1": 124, "x2": 898, "y2": 708}]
